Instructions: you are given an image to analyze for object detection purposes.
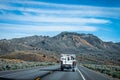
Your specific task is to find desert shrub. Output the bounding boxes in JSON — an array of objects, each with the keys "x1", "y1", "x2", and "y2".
[
  {"x1": 111, "y1": 71, "x2": 120, "y2": 79},
  {"x1": 82, "y1": 64, "x2": 120, "y2": 79},
  {"x1": 0, "y1": 59, "x2": 56, "y2": 71}
]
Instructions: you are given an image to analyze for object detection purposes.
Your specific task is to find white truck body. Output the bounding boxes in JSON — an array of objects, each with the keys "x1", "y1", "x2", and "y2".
[{"x1": 60, "y1": 54, "x2": 77, "y2": 72}]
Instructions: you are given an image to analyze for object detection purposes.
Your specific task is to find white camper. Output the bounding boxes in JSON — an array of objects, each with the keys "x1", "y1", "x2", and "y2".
[{"x1": 60, "y1": 54, "x2": 77, "y2": 72}]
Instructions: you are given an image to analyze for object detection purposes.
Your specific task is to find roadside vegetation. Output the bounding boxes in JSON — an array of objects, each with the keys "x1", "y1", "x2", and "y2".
[
  {"x1": 82, "y1": 64, "x2": 120, "y2": 79},
  {"x1": 0, "y1": 58, "x2": 56, "y2": 71}
]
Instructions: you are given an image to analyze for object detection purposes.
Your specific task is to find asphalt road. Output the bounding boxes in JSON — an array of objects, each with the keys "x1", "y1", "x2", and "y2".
[
  {"x1": 0, "y1": 65, "x2": 60, "y2": 80},
  {"x1": 0, "y1": 65, "x2": 113, "y2": 80},
  {"x1": 41, "y1": 65, "x2": 112, "y2": 80}
]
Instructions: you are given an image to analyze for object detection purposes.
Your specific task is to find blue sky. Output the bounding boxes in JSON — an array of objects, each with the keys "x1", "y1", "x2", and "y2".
[{"x1": 0, "y1": 0, "x2": 120, "y2": 42}]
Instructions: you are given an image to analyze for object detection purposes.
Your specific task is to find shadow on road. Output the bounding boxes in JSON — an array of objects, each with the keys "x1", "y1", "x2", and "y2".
[
  {"x1": 39, "y1": 68, "x2": 74, "y2": 72},
  {"x1": 0, "y1": 77, "x2": 13, "y2": 80}
]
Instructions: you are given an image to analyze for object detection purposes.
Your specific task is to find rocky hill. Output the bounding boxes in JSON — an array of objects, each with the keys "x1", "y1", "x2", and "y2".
[{"x1": 0, "y1": 32, "x2": 120, "y2": 64}]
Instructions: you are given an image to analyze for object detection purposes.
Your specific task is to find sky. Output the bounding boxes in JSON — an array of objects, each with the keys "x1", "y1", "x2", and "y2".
[{"x1": 0, "y1": 0, "x2": 120, "y2": 42}]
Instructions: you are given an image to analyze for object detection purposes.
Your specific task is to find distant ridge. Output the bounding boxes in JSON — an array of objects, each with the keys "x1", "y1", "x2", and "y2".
[{"x1": 0, "y1": 32, "x2": 120, "y2": 64}]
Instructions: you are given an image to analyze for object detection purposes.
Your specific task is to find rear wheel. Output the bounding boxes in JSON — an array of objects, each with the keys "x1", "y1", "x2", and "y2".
[
  {"x1": 72, "y1": 69, "x2": 75, "y2": 72},
  {"x1": 61, "y1": 67, "x2": 64, "y2": 71}
]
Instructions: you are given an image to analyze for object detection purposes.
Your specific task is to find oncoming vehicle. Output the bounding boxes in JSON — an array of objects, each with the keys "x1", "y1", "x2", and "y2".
[{"x1": 60, "y1": 54, "x2": 77, "y2": 72}]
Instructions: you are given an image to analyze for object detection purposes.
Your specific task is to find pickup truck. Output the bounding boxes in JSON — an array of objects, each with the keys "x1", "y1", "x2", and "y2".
[{"x1": 60, "y1": 54, "x2": 77, "y2": 72}]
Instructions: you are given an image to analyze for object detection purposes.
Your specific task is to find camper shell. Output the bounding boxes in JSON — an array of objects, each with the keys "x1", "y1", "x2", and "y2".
[{"x1": 60, "y1": 54, "x2": 77, "y2": 72}]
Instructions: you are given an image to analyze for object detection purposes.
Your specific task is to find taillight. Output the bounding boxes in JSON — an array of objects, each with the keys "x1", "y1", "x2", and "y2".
[{"x1": 73, "y1": 61, "x2": 76, "y2": 65}]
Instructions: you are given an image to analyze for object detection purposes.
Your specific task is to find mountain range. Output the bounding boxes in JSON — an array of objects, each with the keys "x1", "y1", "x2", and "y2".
[{"x1": 0, "y1": 32, "x2": 120, "y2": 65}]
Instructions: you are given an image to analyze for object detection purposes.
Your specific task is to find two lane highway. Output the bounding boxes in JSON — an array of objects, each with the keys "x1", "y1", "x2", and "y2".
[{"x1": 0, "y1": 65, "x2": 113, "y2": 80}]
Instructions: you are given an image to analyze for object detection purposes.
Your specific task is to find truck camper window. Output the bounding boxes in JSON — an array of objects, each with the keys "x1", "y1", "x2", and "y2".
[{"x1": 71, "y1": 56, "x2": 75, "y2": 60}]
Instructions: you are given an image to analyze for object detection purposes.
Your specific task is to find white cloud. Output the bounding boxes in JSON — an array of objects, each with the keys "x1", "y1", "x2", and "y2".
[
  {"x1": 0, "y1": 23, "x2": 98, "y2": 32},
  {"x1": 0, "y1": 0, "x2": 119, "y2": 25},
  {"x1": 0, "y1": 14, "x2": 110, "y2": 24},
  {"x1": 0, "y1": 0, "x2": 118, "y2": 33},
  {"x1": 0, "y1": 0, "x2": 120, "y2": 18}
]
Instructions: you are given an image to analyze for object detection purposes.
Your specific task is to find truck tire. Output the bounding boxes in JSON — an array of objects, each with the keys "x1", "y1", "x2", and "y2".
[
  {"x1": 72, "y1": 69, "x2": 75, "y2": 72},
  {"x1": 61, "y1": 67, "x2": 64, "y2": 71}
]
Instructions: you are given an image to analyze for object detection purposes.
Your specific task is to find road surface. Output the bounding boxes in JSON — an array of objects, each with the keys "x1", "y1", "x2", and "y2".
[{"x1": 0, "y1": 65, "x2": 113, "y2": 80}]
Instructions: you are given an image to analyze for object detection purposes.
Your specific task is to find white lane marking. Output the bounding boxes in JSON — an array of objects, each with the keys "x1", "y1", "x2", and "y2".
[{"x1": 77, "y1": 67, "x2": 86, "y2": 80}]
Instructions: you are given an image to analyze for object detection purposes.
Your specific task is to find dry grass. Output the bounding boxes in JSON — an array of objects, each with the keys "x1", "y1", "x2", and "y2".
[
  {"x1": 0, "y1": 51, "x2": 58, "y2": 62},
  {"x1": 0, "y1": 58, "x2": 56, "y2": 71},
  {"x1": 82, "y1": 64, "x2": 120, "y2": 79}
]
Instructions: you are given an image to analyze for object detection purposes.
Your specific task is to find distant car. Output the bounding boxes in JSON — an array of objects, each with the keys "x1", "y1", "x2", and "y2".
[{"x1": 60, "y1": 54, "x2": 77, "y2": 72}]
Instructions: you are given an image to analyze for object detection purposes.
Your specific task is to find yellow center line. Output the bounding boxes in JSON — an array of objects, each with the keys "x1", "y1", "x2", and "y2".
[{"x1": 35, "y1": 77, "x2": 41, "y2": 80}]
